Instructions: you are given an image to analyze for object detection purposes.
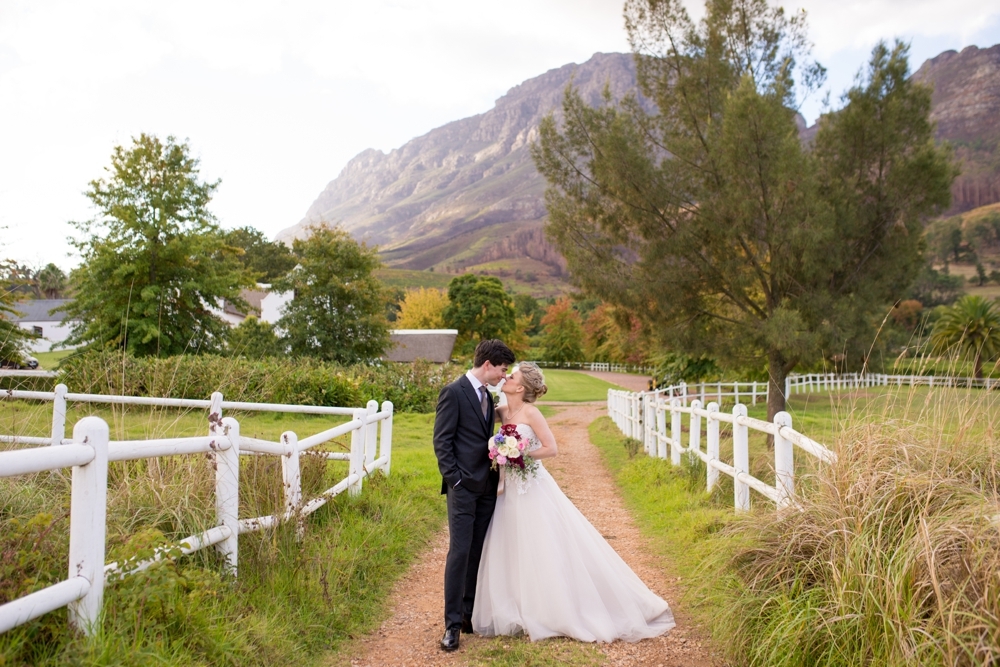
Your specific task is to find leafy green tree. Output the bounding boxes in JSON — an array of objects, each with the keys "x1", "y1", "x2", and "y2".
[
  {"x1": 929, "y1": 295, "x2": 1000, "y2": 378},
  {"x1": 533, "y1": 0, "x2": 955, "y2": 421},
  {"x1": 539, "y1": 297, "x2": 585, "y2": 363},
  {"x1": 224, "y1": 226, "x2": 297, "y2": 283},
  {"x1": 907, "y1": 265, "x2": 964, "y2": 307},
  {"x1": 275, "y1": 223, "x2": 390, "y2": 363},
  {"x1": 225, "y1": 316, "x2": 284, "y2": 358},
  {"x1": 37, "y1": 263, "x2": 67, "y2": 299},
  {"x1": 0, "y1": 260, "x2": 30, "y2": 365},
  {"x1": 442, "y1": 274, "x2": 516, "y2": 352},
  {"x1": 63, "y1": 134, "x2": 252, "y2": 356}
]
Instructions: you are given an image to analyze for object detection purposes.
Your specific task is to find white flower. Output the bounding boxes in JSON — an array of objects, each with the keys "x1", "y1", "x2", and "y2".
[{"x1": 504, "y1": 436, "x2": 518, "y2": 448}]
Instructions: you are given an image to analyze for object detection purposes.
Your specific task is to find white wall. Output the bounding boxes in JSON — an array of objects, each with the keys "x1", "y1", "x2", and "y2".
[
  {"x1": 260, "y1": 291, "x2": 292, "y2": 324},
  {"x1": 17, "y1": 321, "x2": 76, "y2": 353}
]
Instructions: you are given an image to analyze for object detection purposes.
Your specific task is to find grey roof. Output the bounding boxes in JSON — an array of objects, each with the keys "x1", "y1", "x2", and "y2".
[
  {"x1": 384, "y1": 330, "x2": 458, "y2": 363},
  {"x1": 12, "y1": 299, "x2": 72, "y2": 323}
]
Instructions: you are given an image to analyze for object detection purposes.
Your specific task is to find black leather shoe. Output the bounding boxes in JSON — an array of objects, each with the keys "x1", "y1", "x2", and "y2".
[
  {"x1": 440, "y1": 626, "x2": 460, "y2": 652},
  {"x1": 461, "y1": 618, "x2": 474, "y2": 634}
]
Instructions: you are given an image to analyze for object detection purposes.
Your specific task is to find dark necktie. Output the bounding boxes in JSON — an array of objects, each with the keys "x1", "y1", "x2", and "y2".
[{"x1": 479, "y1": 386, "x2": 489, "y2": 419}]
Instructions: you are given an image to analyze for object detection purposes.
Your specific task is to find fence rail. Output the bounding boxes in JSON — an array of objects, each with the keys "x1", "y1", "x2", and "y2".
[
  {"x1": 0, "y1": 388, "x2": 392, "y2": 638},
  {"x1": 608, "y1": 386, "x2": 835, "y2": 512}
]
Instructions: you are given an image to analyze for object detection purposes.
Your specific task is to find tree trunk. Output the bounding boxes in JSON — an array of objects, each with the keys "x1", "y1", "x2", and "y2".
[
  {"x1": 766, "y1": 350, "x2": 790, "y2": 448},
  {"x1": 974, "y1": 352, "x2": 983, "y2": 380}
]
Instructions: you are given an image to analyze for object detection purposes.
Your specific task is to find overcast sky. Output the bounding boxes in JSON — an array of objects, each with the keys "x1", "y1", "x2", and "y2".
[{"x1": 2, "y1": 0, "x2": 999, "y2": 271}]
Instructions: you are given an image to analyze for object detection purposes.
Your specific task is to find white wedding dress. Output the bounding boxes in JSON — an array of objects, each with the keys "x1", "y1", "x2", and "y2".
[{"x1": 471, "y1": 424, "x2": 675, "y2": 642}]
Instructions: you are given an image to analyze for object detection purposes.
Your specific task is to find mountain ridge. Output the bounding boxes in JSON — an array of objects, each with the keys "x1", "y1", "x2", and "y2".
[{"x1": 278, "y1": 44, "x2": 1000, "y2": 295}]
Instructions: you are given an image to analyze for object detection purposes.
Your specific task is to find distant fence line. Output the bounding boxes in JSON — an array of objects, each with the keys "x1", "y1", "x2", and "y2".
[{"x1": 0, "y1": 386, "x2": 393, "y2": 637}]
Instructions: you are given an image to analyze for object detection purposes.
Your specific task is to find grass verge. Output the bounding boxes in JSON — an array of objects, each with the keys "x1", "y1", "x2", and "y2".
[{"x1": 0, "y1": 411, "x2": 445, "y2": 666}]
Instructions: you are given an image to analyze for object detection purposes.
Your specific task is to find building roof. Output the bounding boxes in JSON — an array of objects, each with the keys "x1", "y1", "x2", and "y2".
[{"x1": 12, "y1": 299, "x2": 72, "y2": 323}]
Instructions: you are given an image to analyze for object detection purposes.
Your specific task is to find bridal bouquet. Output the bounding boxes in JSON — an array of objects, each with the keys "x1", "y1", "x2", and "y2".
[{"x1": 488, "y1": 424, "x2": 539, "y2": 493}]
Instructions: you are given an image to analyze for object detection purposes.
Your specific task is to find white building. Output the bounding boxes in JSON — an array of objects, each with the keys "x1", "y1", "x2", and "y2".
[
  {"x1": 12, "y1": 299, "x2": 77, "y2": 352},
  {"x1": 217, "y1": 286, "x2": 293, "y2": 326}
]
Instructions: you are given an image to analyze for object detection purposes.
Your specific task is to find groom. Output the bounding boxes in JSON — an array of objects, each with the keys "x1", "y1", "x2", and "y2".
[{"x1": 433, "y1": 338, "x2": 515, "y2": 651}]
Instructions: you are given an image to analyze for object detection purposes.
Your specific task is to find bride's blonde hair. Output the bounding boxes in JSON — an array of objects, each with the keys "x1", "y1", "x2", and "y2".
[{"x1": 517, "y1": 362, "x2": 548, "y2": 403}]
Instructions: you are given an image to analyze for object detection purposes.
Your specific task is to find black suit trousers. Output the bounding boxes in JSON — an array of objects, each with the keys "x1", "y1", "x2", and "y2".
[{"x1": 443, "y1": 484, "x2": 496, "y2": 629}]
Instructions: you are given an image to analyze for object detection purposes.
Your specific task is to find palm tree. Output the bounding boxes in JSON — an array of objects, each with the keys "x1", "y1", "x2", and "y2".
[
  {"x1": 929, "y1": 295, "x2": 1000, "y2": 378},
  {"x1": 37, "y1": 263, "x2": 66, "y2": 299}
]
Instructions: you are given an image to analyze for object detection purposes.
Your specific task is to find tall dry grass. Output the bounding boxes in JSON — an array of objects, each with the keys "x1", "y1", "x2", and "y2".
[{"x1": 707, "y1": 374, "x2": 1000, "y2": 666}]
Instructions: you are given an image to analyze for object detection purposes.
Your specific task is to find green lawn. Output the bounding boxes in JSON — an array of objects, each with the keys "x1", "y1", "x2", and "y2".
[
  {"x1": 375, "y1": 268, "x2": 453, "y2": 290},
  {"x1": 0, "y1": 405, "x2": 446, "y2": 666},
  {"x1": 31, "y1": 349, "x2": 73, "y2": 369},
  {"x1": 540, "y1": 369, "x2": 623, "y2": 402}
]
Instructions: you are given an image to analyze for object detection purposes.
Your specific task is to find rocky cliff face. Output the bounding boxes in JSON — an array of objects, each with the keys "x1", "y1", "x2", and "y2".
[
  {"x1": 275, "y1": 52, "x2": 639, "y2": 274},
  {"x1": 913, "y1": 44, "x2": 1000, "y2": 213},
  {"x1": 279, "y1": 44, "x2": 1000, "y2": 276}
]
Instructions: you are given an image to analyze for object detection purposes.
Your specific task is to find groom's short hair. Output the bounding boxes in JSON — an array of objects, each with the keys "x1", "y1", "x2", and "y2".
[{"x1": 473, "y1": 339, "x2": 515, "y2": 368}]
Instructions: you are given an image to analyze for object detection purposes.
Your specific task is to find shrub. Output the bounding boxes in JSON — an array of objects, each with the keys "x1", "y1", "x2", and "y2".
[{"x1": 1, "y1": 351, "x2": 457, "y2": 413}]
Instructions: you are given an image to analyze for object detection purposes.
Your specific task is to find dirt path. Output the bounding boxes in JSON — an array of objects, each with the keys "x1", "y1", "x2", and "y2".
[
  {"x1": 580, "y1": 371, "x2": 653, "y2": 393},
  {"x1": 345, "y1": 405, "x2": 718, "y2": 667}
]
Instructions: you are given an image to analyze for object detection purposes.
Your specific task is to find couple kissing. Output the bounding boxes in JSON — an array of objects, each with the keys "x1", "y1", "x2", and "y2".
[{"x1": 432, "y1": 339, "x2": 674, "y2": 652}]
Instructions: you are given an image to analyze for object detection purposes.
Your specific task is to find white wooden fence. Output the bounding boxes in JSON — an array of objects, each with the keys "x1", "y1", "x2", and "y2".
[
  {"x1": 608, "y1": 386, "x2": 835, "y2": 511},
  {"x1": 0, "y1": 386, "x2": 393, "y2": 637},
  {"x1": 647, "y1": 373, "x2": 998, "y2": 407},
  {"x1": 529, "y1": 360, "x2": 656, "y2": 374}
]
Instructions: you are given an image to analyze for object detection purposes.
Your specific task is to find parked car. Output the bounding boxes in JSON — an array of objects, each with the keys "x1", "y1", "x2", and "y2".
[{"x1": 0, "y1": 354, "x2": 39, "y2": 370}]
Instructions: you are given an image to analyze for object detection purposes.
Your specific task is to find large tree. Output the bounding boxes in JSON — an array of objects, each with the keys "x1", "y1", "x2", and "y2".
[
  {"x1": 533, "y1": 0, "x2": 954, "y2": 421},
  {"x1": 224, "y1": 226, "x2": 297, "y2": 283},
  {"x1": 275, "y1": 224, "x2": 391, "y2": 363},
  {"x1": 442, "y1": 274, "x2": 517, "y2": 353},
  {"x1": 64, "y1": 134, "x2": 251, "y2": 356}
]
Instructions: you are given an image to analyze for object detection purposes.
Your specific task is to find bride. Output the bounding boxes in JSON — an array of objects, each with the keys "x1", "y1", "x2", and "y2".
[{"x1": 472, "y1": 362, "x2": 675, "y2": 642}]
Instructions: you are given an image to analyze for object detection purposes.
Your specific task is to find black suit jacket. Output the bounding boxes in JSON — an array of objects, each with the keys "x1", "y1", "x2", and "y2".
[{"x1": 433, "y1": 375, "x2": 499, "y2": 495}]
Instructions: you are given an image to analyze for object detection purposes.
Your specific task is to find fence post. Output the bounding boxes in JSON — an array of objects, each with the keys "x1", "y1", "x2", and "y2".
[
  {"x1": 51, "y1": 383, "x2": 67, "y2": 446},
  {"x1": 651, "y1": 400, "x2": 664, "y2": 459},
  {"x1": 67, "y1": 416, "x2": 108, "y2": 636},
  {"x1": 670, "y1": 399, "x2": 681, "y2": 465},
  {"x1": 706, "y1": 402, "x2": 719, "y2": 492},
  {"x1": 281, "y1": 431, "x2": 302, "y2": 534},
  {"x1": 217, "y1": 417, "x2": 240, "y2": 573},
  {"x1": 733, "y1": 404, "x2": 749, "y2": 511},
  {"x1": 349, "y1": 408, "x2": 367, "y2": 497},
  {"x1": 380, "y1": 401, "x2": 393, "y2": 475},
  {"x1": 751, "y1": 382, "x2": 757, "y2": 405},
  {"x1": 690, "y1": 399, "x2": 702, "y2": 454},
  {"x1": 365, "y1": 399, "x2": 379, "y2": 468},
  {"x1": 773, "y1": 411, "x2": 794, "y2": 510}
]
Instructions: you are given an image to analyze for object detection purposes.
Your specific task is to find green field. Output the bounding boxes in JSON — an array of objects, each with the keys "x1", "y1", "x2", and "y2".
[
  {"x1": 30, "y1": 349, "x2": 73, "y2": 369},
  {"x1": 539, "y1": 369, "x2": 624, "y2": 402},
  {"x1": 375, "y1": 268, "x2": 453, "y2": 290}
]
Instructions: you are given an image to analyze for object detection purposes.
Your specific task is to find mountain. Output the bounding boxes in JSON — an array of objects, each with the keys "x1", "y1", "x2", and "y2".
[
  {"x1": 275, "y1": 52, "x2": 640, "y2": 294},
  {"x1": 278, "y1": 44, "x2": 1000, "y2": 293},
  {"x1": 913, "y1": 43, "x2": 1000, "y2": 214}
]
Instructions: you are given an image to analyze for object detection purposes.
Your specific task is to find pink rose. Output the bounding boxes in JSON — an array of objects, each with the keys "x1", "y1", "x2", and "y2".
[
  {"x1": 517, "y1": 441, "x2": 525, "y2": 451},
  {"x1": 489, "y1": 449, "x2": 497, "y2": 460},
  {"x1": 497, "y1": 455, "x2": 508, "y2": 465}
]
